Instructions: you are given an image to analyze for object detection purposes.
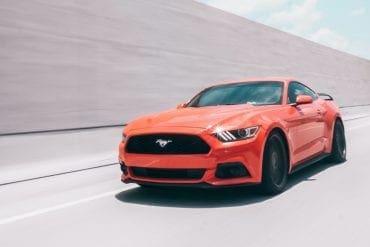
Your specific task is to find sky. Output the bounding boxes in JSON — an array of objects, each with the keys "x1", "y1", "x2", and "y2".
[{"x1": 197, "y1": 0, "x2": 370, "y2": 60}]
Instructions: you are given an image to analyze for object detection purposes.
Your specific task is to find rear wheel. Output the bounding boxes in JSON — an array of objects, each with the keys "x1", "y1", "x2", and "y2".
[
  {"x1": 260, "y1": 132, "x2": 288, "y2": 195},
  {"x1": 327, "y1": 119, "x2": 346, "y2": 163}
]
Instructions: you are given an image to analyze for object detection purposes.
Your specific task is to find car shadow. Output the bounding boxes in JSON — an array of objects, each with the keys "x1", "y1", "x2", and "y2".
[{"x1": 115, "y1": 160, "x2": 344, "y2": 208}]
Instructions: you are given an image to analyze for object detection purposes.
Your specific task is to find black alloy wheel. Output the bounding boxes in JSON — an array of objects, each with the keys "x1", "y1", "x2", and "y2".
[
  {"x1": 261, "y1": 132, "x2": 288, "y2": 195},
  {"x1": 328, "y1": 119, "x2": 347, "y2": 163}
]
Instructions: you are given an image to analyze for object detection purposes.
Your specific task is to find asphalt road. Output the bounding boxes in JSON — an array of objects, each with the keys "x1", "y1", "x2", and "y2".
[{"x1": 1, "y1": 116, "x2": 370, "y2": 247}]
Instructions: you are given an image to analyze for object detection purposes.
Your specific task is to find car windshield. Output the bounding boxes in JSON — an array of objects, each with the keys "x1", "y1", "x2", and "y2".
[{"x1": 187, "y1": 81, "x2": 283, "y2": 107}]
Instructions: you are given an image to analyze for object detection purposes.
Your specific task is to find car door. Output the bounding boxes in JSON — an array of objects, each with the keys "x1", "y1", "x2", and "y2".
[{"x1": 286, "y1": 81, "x2": 326, "y2": 166}]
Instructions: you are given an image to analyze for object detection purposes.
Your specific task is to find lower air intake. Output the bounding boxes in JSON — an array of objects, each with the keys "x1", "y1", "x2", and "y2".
[{"x1": 131, "y1": 167, "x2": 205, "y2": 180}]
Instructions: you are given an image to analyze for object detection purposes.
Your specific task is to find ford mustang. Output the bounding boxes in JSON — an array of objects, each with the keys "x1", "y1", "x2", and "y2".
[{"x1": 118, "y1": 77, "x2": 346, "y2": 194}]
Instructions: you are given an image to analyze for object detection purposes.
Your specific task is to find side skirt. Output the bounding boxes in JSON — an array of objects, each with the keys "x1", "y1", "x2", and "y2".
[{"x1": 290, "y1": 152, "x2": 330, "y2": 174}]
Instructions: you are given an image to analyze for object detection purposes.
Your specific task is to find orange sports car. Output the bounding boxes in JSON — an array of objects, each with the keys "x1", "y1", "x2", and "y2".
[{"x1": 118, "y1": 77, "x2": 346, "y2": 194}]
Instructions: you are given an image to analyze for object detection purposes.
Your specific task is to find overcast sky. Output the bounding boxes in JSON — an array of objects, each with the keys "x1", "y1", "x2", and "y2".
[{"x1": 197, "y1": 0, "x2": 370, "y2": 60}]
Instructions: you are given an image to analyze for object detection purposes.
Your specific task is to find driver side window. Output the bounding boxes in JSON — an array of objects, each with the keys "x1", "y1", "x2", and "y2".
[{"x1": 288, "y1": 81, "x2": 318, "y2": 103}]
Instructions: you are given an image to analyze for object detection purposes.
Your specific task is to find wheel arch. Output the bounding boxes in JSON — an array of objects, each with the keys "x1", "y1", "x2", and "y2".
[
  {"x1": 327, "y1": 114, "x2": 344, "y2": 153},
  {"x1": 259, "y1": 126, "x2": 290, "y2": 194},
  {"x1": 263, "y1": 126, "x2": 291, "y2": 172},
  {"x1": 336, "y1": 115, "x2": 344, "y2": 125}
]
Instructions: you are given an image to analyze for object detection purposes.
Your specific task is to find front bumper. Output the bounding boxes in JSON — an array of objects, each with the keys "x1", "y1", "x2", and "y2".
[
  {"x1": 118, "y1": 127, "x2": 266, "y2": 187},
  {"x1": 122, "y1": 179, "x2": 260, "y2": 188}
]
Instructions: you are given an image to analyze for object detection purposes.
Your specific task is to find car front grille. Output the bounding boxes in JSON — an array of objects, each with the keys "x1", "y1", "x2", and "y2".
[
  {"x1": 131, "y1": 167, "x2": 206, "y2": 180},
  {"x1": 125, "y1": 134, "x2": 210, "y2": 154}
]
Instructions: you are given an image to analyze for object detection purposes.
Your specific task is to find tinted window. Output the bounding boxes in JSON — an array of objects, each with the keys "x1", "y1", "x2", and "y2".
[
  {"x1": 288, "y1": 81, "x2": 318, "y2": 103},
  {"x1": 187, "y1": 81, "x2": 283, "y2": 107}
]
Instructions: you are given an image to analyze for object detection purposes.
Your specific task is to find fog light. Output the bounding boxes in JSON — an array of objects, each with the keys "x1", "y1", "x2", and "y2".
[
  {"x1": 215, "y1": 162, "x2": 249, "y2": 179},
  {"x1": 119, "y1": 161, "x2": 128, "y2": 175}
]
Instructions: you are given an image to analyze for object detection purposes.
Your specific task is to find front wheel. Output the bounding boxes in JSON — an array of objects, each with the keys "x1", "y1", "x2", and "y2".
[
  {"x1": 260, "y1": 132, "x2": 288, "y2": 195},
  {"x1": 327, "y1": 119, "x2": 346, "y2": 163}
]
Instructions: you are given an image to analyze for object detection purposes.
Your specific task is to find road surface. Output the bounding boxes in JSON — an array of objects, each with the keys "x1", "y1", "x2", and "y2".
[{"x1": 0, "y1": 114, "x2": 370, "y2": 246}]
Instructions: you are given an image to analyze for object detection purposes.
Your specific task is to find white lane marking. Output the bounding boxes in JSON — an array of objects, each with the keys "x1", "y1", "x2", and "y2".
[
  {"x1": 346, "y1": 121, "x2": 370, "y2": 131},
  {"x1": 0, "y1": 186, "x2": 135, "y2": 225},
  {"x1": 343, "y1": 114, "x2": 370, "y2": 121}
]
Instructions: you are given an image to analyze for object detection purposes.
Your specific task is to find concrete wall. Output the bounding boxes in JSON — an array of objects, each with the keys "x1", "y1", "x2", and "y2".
[{"x1": 0, "y1": 0, "x2": 369, "y2": 134}]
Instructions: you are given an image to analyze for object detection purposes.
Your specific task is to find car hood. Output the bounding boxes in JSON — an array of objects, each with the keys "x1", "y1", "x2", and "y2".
[{"x1": 126, "y1": 104, "x2": 278, "y2": 132}]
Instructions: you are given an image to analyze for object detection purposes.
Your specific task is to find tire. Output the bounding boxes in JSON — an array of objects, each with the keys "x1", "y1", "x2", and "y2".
[
  {"x1": 138, "y1": 184, "x2": 151, "y2": 188},
  {"x1": 327, "y1": 119, "x2": 346, "y2": 163},
  {"x1": 260, "y1": 132, "x2": 288, "y2": 195}
]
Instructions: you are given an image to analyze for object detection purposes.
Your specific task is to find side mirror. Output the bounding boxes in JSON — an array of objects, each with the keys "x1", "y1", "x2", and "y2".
[
  {"x1": 294, "y1": 95, "x2": 313, "y2": 106},
  {"x1": 176, "y1": 103, "x2": 186, "y2": 109}
]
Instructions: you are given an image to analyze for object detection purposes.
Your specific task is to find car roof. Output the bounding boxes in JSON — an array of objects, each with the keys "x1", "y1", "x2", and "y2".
[{"x1": 211, "y1": 77, "x2": 296, "y2": 87}]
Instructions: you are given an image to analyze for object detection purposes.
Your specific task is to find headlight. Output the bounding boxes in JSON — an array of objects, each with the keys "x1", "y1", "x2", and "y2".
[
  {"x1": 214, "y1": 126, "x2": 259, "y2": 142},
  {"x1": 122, "y1": 133, "x2": 127, "y2": 143}
]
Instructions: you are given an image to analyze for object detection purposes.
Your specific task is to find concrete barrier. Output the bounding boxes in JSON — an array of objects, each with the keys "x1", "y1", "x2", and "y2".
[{"x1": 1, "y1": 0, "x2": 369, "y2": 134}]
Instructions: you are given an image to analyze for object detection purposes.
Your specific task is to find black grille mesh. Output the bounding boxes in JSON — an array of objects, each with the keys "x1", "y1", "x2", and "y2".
[
  {"x1": 131, "y1": 167, "x2": 205, "y2": 180},
  {"x1": 126, "y1": 134, "x2": 210, "y2": 154}
]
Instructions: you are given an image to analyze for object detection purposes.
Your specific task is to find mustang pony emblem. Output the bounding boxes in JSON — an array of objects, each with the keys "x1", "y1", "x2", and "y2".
[{"x1": 155, "y1": 139, "x2": 173, "y2": 148}]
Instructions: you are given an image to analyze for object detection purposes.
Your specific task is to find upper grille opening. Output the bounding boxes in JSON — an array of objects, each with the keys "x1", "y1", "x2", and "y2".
[{"x1": 126, "y1": 134, "x2": 210, "y2": 154}]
